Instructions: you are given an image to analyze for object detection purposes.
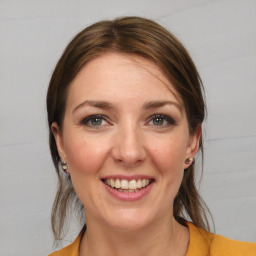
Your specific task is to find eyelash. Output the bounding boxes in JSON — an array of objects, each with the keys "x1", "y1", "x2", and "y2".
[
  {"x1": 80, "y1": 114, "x2": 108, "y2": 127},
  {"x1": 147, "y1": 114, "x2": 176, "y2": 127},
  {"x1": 80, "y1": 114, "x2": 176, "y2": 128}
]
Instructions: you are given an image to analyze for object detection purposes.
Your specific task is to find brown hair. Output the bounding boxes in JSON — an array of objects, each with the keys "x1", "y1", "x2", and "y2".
[{"x1": 47, "y1": 16, "x2": 212, "y2": 241}]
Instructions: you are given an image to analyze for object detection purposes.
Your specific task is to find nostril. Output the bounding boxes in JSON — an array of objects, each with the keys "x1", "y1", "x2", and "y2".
[{"x1": 111, "y1": 135, "x2": 146, "y2": 165}]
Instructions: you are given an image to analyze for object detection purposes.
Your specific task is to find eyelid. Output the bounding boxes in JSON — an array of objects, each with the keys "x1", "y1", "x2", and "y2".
[
  {"x1": 79, "y1": 114, "x2": 176, "y2": 128},
  {"x1": 146, "y1": 114, "x2": 176, "y2": 126},
  {"x1": 80, "y1": 114, "x2": 110, "y2": 127}
]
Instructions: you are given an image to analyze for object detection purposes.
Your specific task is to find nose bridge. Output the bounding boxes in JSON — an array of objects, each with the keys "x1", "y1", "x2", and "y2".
[{"x1": 112, "y1": 120, "x2": 146, "y2": 166}]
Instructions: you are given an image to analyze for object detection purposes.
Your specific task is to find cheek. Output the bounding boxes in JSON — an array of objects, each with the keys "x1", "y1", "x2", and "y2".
[
  {"x1": 146, "y1": 135, "x2": 187, "y2": 210},
  {"x1": 62, "y1": 134, "x2": 111, "y2": 208},
  {"x1": 64, "y1": 134, "x2": 109, "y2": 175},
  {"x1": 148, "y1": 135, "x2": 188, "y2": 174}
]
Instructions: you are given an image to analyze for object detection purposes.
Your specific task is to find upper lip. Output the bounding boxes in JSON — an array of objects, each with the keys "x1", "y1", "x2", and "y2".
[{"x1": 101, "y1": 175, "x2": 155, "y2": 181}]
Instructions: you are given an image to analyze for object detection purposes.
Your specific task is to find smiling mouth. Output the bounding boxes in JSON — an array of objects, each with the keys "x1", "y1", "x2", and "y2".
[{"x1": 102, "y1": 178, "x2": 154, "y2": 192}]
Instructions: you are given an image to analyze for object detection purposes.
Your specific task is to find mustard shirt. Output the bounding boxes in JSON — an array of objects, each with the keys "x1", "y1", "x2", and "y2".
[{"x1": 49, "y1": 222, "x2": 256, "y2": 256}]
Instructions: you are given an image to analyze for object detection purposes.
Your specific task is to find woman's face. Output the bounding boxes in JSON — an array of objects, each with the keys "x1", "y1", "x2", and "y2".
[{"x1": 52, "y1": 53, "x2": 200, "y2": 231}]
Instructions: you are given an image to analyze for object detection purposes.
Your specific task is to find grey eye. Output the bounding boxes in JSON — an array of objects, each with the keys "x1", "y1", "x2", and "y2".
[
  {"x1": 152, "y1": 117, "x2": 165, "y2": 126},
  {"x1": 149, "y1": 114, "x2": 176, "y2": 127},
  {"x1": 90, "y1": 117, "x2": 103, "y2": 126},
  {"x1": 81, "y1": 114, "x2": 108, "y2": 127}
]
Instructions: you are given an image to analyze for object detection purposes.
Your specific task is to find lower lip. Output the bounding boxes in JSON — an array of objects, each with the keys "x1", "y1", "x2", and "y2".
[{"x1": 103, "y1": 182, "x2": 154, "y2": 201}]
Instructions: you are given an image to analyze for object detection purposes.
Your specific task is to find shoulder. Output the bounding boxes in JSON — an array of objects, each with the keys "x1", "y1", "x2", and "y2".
[
  {"x1": 186, "y1": 222, "x2": 256, "y2": 256},
  {"x1": 48, "y1": 241, "x2": 78, "y2": 256},
  {"x1": 210, "y1": 234, "x2": 256, "y2": 256},
  {"x1": 48, "y1": 227, "x2": 85, "y2": 256}
]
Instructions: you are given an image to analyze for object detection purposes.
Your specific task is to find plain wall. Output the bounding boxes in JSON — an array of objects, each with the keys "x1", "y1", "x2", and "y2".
[{"x1": 0, "y1": 0, "x2": 255, "y2": 255}]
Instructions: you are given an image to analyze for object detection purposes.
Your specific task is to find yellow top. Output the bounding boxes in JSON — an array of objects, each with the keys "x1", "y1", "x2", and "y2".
[{"x1": 49, "y1": 222, "x2": 256, "y2": 256}]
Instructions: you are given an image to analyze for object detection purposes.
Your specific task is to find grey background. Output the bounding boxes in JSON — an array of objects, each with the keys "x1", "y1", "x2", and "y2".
[{"x1": 0, "y1": 0, "x2": 255, "y2": 255}]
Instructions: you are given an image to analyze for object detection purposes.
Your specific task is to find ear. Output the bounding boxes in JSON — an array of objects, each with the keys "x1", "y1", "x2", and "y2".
[
  {"x1": 184, "y1": 124, "x2": 201, "y2": 168},
  {"x1": 51, "y1": 122, "x2": 68, "y2": 166}
]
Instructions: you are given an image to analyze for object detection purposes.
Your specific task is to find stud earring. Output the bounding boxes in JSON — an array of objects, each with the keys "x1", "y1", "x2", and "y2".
[
  {"x1": 185, "y1": 157, "x2": 194, "y2": 165},
  {"x1": 61, "y1": 161, "x2": 68, "y2": 173}
]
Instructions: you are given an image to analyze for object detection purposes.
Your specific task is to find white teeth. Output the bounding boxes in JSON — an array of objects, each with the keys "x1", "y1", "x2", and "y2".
[
  {"x1": 115, "y1": 179, "x2": 120, "y2": 188},
  {"x1": 110, "y1": 179, "x2": 115, "y2": 187},
  {"x1": 137, "y1": 179, "x2": 142, "y2": 188},
  {"x1": 104, "y1": 178, "x2": 152, "y2": 191},
  {"x1": 129, "y1": 180, "x2": 137, "y2": 189},
  {"x1": 121, "y1": 179, "x2": 129, "y2": 189}
]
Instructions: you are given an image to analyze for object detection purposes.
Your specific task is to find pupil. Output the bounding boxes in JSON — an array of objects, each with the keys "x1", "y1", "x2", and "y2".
[
  {"x1": 91, "y1": 118, "x2": 102, "y2": 125},
  {"x1": 153, "y1": 118, "x2": 163, "y2": 125}
]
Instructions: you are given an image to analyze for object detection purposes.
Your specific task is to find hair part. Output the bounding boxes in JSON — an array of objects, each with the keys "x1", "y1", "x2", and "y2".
[{"x1": 47, "y1": 16, "x2": 212, "y2": 241}]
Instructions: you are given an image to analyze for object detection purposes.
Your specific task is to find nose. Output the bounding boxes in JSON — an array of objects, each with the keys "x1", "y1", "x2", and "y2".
[{"x1": 111, "y1": 124, "x2": 146, "y2": 167}]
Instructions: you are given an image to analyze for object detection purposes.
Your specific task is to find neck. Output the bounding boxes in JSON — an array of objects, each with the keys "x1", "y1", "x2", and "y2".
[{"x1": 79, "y1": 214, "x2": 189, "y2": 256}]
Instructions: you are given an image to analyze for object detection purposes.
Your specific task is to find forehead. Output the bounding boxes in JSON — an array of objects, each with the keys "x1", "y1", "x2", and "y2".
[{"x1": 66, "y1": 53, "x2": 183, "y2": 109}]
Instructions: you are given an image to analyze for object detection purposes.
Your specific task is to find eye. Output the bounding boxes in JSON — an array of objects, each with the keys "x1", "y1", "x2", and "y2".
[
  {"x1": 80, "y1": 114, "x2": 109, "y2": 127},
  {"x1": 147, "y1": 114, "x2": 176, "y2": 127}
]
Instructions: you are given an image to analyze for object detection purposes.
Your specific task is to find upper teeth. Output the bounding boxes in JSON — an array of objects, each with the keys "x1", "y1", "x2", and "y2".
[{"x1": 104, "y1": 179, "x2": 150, "y2": 190}]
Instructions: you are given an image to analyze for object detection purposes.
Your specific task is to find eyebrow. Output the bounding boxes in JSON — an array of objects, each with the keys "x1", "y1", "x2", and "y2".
[
  {"x1": 72, "y1": 100, "x2": 182, "y2": 113},
  {"x1": 72, "y1": 100, "x2": 115, "y2": 113},
  {"x1": 143, "y1": 100, "x2": 182, "y2": 113}
]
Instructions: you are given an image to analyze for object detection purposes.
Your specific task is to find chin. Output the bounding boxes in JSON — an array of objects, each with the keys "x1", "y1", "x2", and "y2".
[{"x1": 104, "y1": 208, "x2": 155, "y2": 232}]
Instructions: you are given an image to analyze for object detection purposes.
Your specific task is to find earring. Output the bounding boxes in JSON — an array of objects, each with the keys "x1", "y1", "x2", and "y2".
[
  {"x1": 185, "y1": 157, "x2": 194, "y2": 165},
  {"x1": 61, "y1": 161, "x2": 68, "y2": 173}
]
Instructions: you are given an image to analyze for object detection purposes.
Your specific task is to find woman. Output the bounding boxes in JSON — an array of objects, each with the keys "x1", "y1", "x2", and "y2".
[{"x1": 47, "y1": 17, "x2": 255, "y2": 256}]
